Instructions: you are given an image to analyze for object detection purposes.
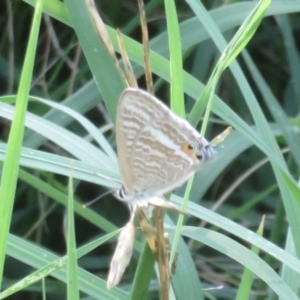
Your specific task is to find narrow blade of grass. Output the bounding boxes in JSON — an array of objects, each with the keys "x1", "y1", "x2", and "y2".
[
  {"x1": 67, "y1": 161, "x2": 80, "y2": 300},
  {"x1": 164, "y1": 0, "x2": 184, "y2": 117},
  {"x1": 236, "y1": 216, "x2": 265, "y2": 300},
  {"x1": 0, "y1": 0, "x2": 43, "y2": 286}
]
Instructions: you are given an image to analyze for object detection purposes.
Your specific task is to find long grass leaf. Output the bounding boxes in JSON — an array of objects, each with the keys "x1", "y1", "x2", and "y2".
[{"x1": 0, "y1": 0, "x2": 43, "y2": 285}]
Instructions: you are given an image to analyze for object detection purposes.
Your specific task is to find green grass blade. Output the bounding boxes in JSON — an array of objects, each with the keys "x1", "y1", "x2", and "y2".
[
  {"x1": 1, "y1": 232, "x2": 124, "y2": 299},
  {"x1": 184, "y1": 0, "x2": 300, "y2": 256},
  {"x1": 0, "y1": 101, "x2": 117, "y2": 170},
  {"x1": 0, "y1": 0, "x2": 43, "y2": 286},
  {"x1": 130, "y1": 243, "x2": 155, "y2": 300},
  {"x1": 166, "y1": 215, "x2": 204, "y2": 300},
  {"x1": 67, "y1": 162, "x2": 80, "y2": 300},
  {"x1": 277, "y1": 15, "x2": 300, "y2": 105},
  {"x1": 25, "y1": 0, "x2": 72, "y2": 26},
  {"x1": 180, "y1": 227, "x2": 298, "y2": 300},
  {"x1": 186, "y1": 0, "x2": 271, "y2": 134},
  {"x1": 236, "y1": 217, "x2": 265, "y2": 300},
  {"x1": 17, "y1": 167, "x2": 116, "y2": 233},
  {"x1": 170, "y1": 197, "x2": 300, "y2": 277},
  {"x1": 280, "y1": 229, "x2": 300, "y2": 299},
  {"x1": 64, "y1": 0, "x2": 126, "y2": 123},
  {"x1": 242, "y1": 50, "x2": 300, "y2": 168},
  {"x1": 164, "y1": 0, "x2": 184, "y2": 117}
]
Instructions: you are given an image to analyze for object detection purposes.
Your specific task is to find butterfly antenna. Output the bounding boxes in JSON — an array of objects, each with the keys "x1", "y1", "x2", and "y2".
[{"x1": 83, "y1": 190, "x2": 115, "y2": 208}]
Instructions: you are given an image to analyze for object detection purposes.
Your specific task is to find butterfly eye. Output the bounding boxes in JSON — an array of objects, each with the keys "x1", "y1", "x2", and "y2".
[
  {"x1": 196, "y1": 152, "x2": 203, "y2": 161},
  {"x1": 113, "y1": 189, "x2": 123, "y2": 200},
  {"x1": 114, "y1": 186, "x2": 129, "y2": 201}
]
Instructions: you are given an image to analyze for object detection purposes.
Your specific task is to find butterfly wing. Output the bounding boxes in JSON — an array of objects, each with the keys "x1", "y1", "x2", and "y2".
[
  {"x1": 116, "y1": 88, "x2": 213, "y2": 197},
  {"x1": 116, "y1": 88, "x2": 161, "y2": 193}
]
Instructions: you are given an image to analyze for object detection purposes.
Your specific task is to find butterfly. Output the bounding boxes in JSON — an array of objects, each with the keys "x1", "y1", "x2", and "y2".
[{"x1": 114, "y1": 88, "x2": 214, "y2": 209}]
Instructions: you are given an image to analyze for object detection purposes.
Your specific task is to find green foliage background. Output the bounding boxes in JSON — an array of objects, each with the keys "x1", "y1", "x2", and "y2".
[{"x1": 0, "y1": 0, "x2": 300, "y2": 299}]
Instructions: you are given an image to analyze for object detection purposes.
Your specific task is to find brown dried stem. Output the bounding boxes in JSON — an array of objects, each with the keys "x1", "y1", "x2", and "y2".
[{"x1": 137, "y1": 0, "x2": 153, "y2": 93}]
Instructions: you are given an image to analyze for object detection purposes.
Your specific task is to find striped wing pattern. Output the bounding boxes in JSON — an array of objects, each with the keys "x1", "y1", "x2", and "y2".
[{"x1": 116, "y1": 88, "x2": 212, "y2": 201}]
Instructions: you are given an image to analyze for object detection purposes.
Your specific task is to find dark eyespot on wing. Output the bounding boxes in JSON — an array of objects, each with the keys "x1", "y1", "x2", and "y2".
[{"x1": 196, "y1": 153, "x2": 203, "y2": 161}]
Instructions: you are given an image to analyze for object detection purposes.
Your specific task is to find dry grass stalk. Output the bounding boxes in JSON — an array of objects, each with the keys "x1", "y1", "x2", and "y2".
[
  {"x1": 85, "y1": 0, "x2": 128, "y2": 86},
  {"x1": 117, "y1": 30, "x2": 138, "y2": 88},
  {"x1": 155, "y1": 207, "x2": 170, "y2": 300},
  {"x1": 137, "y1": 0, "x2": 153, "y2": 93},
  {"x1": 136, "y1": 206, "x2": 158, "y2": 256}
]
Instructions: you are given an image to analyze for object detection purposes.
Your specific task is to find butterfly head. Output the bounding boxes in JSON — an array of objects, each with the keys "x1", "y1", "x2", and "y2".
[
  {"x1": 201, "y1": 143, "x2": 215, "y2": 162},
  {"x1": 114, "y1": 186, "x2": 131, "y2": 202},
  {"x1": 114, "y1": 186, "x2": 154, "y2": 209},
  {"x1": 182, "y1": 138, "x2": 214, "y2": 163},
  {"x1": 114, "y1": 186, "x2": 145, "y2": 202}
]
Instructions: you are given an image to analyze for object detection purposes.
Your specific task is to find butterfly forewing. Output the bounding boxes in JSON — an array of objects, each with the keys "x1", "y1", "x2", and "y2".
[{"x1": 116, "y1": 88, "x2": 212, "y2": 200}]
